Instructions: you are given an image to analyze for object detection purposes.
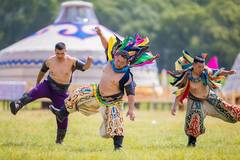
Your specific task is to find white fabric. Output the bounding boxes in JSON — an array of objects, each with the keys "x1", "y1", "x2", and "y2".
[
  {"x1": 0, "y1": 81, "x2": 26, "y2": 100},
  {"x1": 222, "y1": 53, "x2": 240, "y2": 94}
]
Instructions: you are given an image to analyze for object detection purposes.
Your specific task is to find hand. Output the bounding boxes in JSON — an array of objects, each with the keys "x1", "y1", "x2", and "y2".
[
  {"x1": 95, "y1": 26, "x2": 102, "y2": 36},
  {"x1": 171, "y1": 100, "x2": 182, "y2": 116},
  {"x1": 171, "y1": 104, "x2": 177, "y2": 116},
  {"x1": 126, "y1": 109, "x2": 135, "y2": 121},
  {"x1": 228, "y1": 70, "x2": 236, "y2": 75},
  {"x1": 86, "y1": 56, "x2": 93, "y2": 64},
  {"x1": 155, "y1": 53, "x2": 160, "y2": 59},
  {"x1": 84, "y1": 56, "x2": 93, "y2": 70}
]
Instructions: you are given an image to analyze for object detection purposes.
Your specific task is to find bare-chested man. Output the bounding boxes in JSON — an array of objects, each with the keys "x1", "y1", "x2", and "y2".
[
  {"x1": 10, "y1": 42, "x2": 92, "y2": 144},
  {"x1": 49, "y1": 27, "x2": 159, "y2": 150},
  {"x1": 169, "y1": 50, "x2": 239, "y2": 147}
]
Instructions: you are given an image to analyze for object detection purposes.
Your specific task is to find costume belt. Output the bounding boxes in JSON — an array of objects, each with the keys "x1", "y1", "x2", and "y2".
[
  {"x1": 95, "y1": 85, "x2": 123, "y2": 107},
  {"x1": 47, "y1": 75, "x2": 70, "y2": 92},
  {"x1": 188, "y1": 92, "x2": 206, "y2": 102}
]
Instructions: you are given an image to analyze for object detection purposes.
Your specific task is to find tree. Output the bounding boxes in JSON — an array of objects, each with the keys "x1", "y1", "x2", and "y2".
[{"x1": 0, "y1": 0, "x2": 239, "y2": 70}]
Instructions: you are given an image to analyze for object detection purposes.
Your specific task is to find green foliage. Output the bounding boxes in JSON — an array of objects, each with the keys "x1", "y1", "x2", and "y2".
[
  {"x1": 0, "y1": 0, "x2": 239, "y2": 70},
  {"x1": 0, "y1": 0, "x2": 59, "y2": 49}
]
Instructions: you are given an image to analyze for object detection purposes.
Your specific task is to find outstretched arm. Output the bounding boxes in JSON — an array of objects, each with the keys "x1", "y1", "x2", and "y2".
[
  {"x1": 95, "y1": 26, "x2": 108, "y2": 49},
  {"x1": 218, "y1": 69, "x2": 236, "y2": 76}
]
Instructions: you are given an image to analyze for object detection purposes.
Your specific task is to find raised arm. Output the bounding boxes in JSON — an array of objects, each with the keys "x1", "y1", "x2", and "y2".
[
  {"x1": 73, "y1": 56, "x2": 93, "y2": 71},
  {"x1": 82, "y1": 56, "x2": 93, "y2": 71},
  {"x1": 95, "y1": 26, "x2": 108, "y2": 49},
  {"x1": 36, "y1": 60, "x2": 49, "y2": 85}
]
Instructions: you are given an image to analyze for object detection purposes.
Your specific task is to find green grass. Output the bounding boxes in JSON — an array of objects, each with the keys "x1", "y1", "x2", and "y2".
[{"x1": 1, "y1": 108, "x2": 240, "y2": 160}]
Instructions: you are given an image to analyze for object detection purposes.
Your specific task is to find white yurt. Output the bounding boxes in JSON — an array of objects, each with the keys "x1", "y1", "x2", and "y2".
[
  {"x1": 0, "y1": 1, "x2": 161, "y2": 101},
  {"x1": 222, "y1": 53, "x2": 240, "y2": 104}
]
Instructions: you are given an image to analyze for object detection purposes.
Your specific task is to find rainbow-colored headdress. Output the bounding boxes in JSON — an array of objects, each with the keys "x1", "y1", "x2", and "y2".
[
  {"x1": 174, "y1": 50, "x2": 208, "y2": 71},
  {"x1": 168, "y1": 50, "x2": 224, "y2": 101},
  {"x1": 107, "y1": 33, "x2": 159, "y2": 67}
]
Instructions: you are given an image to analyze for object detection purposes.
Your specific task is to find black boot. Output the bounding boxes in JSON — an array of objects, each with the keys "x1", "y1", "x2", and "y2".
[
  {"x1": 49, "y1": 105, "x2": 69, "y2": 122},
  {"x1": 10, "y1": 93, "x2": 32, "y2": 115},
  {"x1": 56, "y1": 128, "x2": 67, "y2": 144},
  {"x1": 187, "y1": 135, "x2": 197, "y2": 147},
  {"x1": 113, "y1": 136, "x2": 124, "y2": 150}
]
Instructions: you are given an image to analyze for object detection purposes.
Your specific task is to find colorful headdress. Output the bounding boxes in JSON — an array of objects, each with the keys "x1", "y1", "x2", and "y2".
[
  {"x1": 168, "y1": 50, "x2": 224, "y2": 101},
  {"x1": 193, "y1": 54, "x2": 208, "y2": 63},
  {"x1": 173, "y1": 50, "x2": 209, "y2": 71},
  {"x1": 174, "y1": 50, "x2": 194, "y2": 71},
  {"x1": 107, "y1": 33, "x2": 159, "y2": 67}
]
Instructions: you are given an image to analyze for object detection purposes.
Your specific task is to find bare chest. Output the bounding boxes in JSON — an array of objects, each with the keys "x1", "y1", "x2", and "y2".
[
  {"x1": 48, "y1": 60, "x2": 73, "y2": 77},
  {"x1": 189, "y1": 81, "x2": 209, "y2": 98},
  {"x1": 101, "y1": 66, "x2": 124, "y2": 86}
]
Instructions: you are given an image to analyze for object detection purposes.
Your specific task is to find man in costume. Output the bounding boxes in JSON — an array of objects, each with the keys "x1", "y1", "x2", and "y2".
[
  {"x1": 49, "y1": 27, "x2": 159, "y2": 150},
  {"x1": 10, "y1": 42, "x2": 93, "y2": 144},
  {"x1": 169, "y1": 50, "x2": 238, "y2": 147}
]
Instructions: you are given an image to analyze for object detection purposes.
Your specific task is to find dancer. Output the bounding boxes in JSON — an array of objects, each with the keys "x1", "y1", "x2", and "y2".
[
  {"x1": 49, "y1": 27, "x2": 159, "y2": 150},
  {"x1": 169, "y1": 50, "x2": 238, "y2": 147},
  {"x1": 10, "y1": 42, "x2": 92, "y2": 144}
]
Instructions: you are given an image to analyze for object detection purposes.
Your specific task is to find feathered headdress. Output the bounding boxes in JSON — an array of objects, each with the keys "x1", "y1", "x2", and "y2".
[
  {"x1": 168, "y1": 50, "x2": 224, "y2": 91},
  {"x1": 171, "y1": 50, "x2": 209, "y2": 71},
  {"x1": 107, "y1": 33, "x2": 159, "y2": 67}
]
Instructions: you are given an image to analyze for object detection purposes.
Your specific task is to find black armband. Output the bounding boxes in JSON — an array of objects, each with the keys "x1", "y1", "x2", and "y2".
[
  {"x1": 75, "y1": 59, "x2": 85, "y2": 71},
  {"x1": 124, "y1": 81, "x2": 136, "y2": 96},
  {"x1": 40, "y1": 61, "x2": 49, "y2": 73},
  {"x1": 105, "y1": 48, "x2": 109, "y2": 61}
]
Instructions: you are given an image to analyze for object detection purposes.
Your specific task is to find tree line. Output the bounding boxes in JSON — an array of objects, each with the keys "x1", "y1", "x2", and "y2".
[{"x1": 0, "y1": 0, "x2": 239, "y2": 70}]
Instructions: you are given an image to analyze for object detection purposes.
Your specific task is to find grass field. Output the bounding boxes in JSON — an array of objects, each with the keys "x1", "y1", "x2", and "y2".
[{"x1": 1, "y1": 107, "x2": 240, "y2": 160}]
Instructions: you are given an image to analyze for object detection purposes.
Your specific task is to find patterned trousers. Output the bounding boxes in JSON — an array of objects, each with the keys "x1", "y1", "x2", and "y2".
[
  {"x1": 185, "y1": 90, "x2": 240, "y2": 137},
  {"x1": 64, "y1": 84, "x2": 124, "y2": 138}
]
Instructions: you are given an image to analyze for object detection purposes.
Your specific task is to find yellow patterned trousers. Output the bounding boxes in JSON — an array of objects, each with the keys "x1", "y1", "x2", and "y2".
[{"x1": 64, "y1": 84, "x2": 124, "y2": 138}]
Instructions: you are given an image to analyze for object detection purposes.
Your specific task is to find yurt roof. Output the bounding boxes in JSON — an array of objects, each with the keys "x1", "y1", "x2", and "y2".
[
  {"x1": 61, "y1": 1, "x2": 93, "y2": 8},
  {"x1": 0, "y1": 24, "x2": 115, "y2": 55}
]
